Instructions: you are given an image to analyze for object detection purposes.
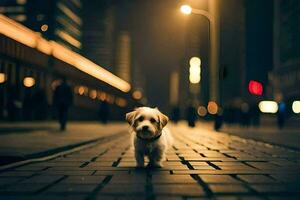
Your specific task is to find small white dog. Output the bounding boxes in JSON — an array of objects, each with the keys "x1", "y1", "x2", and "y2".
[{"x1": 126, "y1": 107, "x2": 173, "y2": 168}]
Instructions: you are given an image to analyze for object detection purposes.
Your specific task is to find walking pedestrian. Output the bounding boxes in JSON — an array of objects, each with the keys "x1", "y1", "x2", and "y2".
[{"x1": 53, "y1": 77, "x2": 73, "y2": 131}]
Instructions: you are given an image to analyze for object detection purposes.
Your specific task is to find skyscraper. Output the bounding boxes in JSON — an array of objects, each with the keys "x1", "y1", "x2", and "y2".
[{"x1": 0, "y1": 0, "x2": 82, "y2": 53}]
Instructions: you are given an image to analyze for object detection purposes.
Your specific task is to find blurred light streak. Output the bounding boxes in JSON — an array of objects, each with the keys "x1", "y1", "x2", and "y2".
[
  {"x1": 189, "y1": 57, "x2": 201, "y2": 84},
  {"x1": 258, "y1": 101, "x2": 278, "y2": 113},
  {"x1": 0, "y1": 14, "x2": 131, "y2": 92},
  {"x1": 0, "y1": 73, "x2": 6, "y2": 83},
  {"x1": 23, "y1": 77, "x2": 35, "y2": 87},
  {"x1": 89, "y1": 90, "x2": 97, "y2": 99},
  {"x1": 292, "y1": 101, "x2": 300, "y2": 114}
]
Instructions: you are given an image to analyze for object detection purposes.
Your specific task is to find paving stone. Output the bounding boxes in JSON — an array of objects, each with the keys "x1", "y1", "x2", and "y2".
[
  {"x1": 237, "y1": 175, "x2": 277, "y2": 183},
  {"x1": 199, "y1": 175, "x2": 241, "y2": 183},
  {"x1": 60, "y1": 175, "x2": 106, "y2": 184},
  {"x1": 99, "y1": 184, "x2": 145, "y2": 194},
  {"x1": 152, "y1": 175, "x2": 196, "y2": 183},
  {"x1": 45, "y1": 183, "x2": 98, "y2": 193},
  {"x1": 21, "y1": 175, "x2": 64, "y2": 183},
  {"x1": 153, "y1": 184, "x2": 206, "y2": 196},
  {"x1": 209, "y1": 184, "x2": 250, "y2": 193},
  {"x1": 0, "y1": 183, "x2": 47, "y2": 193}
]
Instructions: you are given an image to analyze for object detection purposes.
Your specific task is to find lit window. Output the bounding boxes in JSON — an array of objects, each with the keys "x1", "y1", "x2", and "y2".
[
  {"x1": 0, "y1": 73, "x2": 6, "y2": 84},
  {"x1": 23, "y1": 77, "x2": 35, "y2": 87},
  {"x1": 55, "y1": 29, "x2": 81, "y2": 48},
  {"x1": 57, "y1": 2, "x2": 82, "y2": 26}
]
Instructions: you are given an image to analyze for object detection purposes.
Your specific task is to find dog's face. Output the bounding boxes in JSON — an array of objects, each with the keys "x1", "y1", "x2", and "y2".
[{"x1": 126, "y1": 107, "x2": 169, "y2": 139}]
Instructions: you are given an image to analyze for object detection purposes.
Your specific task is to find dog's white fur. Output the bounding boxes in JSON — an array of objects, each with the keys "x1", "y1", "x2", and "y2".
[{"x1": 126, "y1": 107, "x2": 173, "y2": 168}]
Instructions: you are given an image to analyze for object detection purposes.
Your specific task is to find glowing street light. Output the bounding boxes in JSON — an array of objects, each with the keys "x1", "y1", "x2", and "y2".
[
  {"x1": 180, "y1": 5, "x2": 192, "y2": 15},
  {"x1": 189, "y1": 57, "x2": 201, "y2": 84}
]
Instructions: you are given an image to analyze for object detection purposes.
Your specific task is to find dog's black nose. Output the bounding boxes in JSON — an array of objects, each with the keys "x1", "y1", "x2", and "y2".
[{"x1": 142, "y1": 126, "x2": 149, "y2": 131}]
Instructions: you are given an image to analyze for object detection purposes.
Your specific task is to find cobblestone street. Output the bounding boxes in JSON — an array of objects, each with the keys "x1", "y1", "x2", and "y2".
[{"x1": 0, "y1": 123, "x2": 300, "y2": 199}]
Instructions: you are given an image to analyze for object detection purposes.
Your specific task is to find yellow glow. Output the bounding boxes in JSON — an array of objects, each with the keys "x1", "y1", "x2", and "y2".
[
  {"x1": 189, "y1": 74, "x2": 200, "y2": 84},
  {"x1": 23, "y1": 77, "x2": 35, "y2": 87},
  {"x1": 106, "y1": 94, "x2": 115, "y2": 104},
  {"x1": 51, "y1": 80, "x2": 61, "y2": 90},
  {"x1": 180, "y1": 5, "x2": 192, "y2": 15},
  {"x1": 292, "y1": 101, "x2": 300, "y2": 114},
  {"x1": 0, "y1": 73, "x2": 6, "y2": 84},
  {"x1": 189, "y1": 57, "x2": 201, "y2": 84},
  {"x1": 258, "y1": 101, "x2": 278, "y2": 113},
  {"x1": 99, "y1": 92, "x2": 107, "y2": 101},
  {"x1": 89, "y1": 90, "x2": 97, "y2": 99},
  {"x1": 116, "y1": 98, "x2": 127, "y2": 107},
  {"x1": 197, "y1": 106, "x2": 207, "y2": 117},
  {"x1": 0, "y1": 15, "x2": 130, "y2": 92},
  {"x1": 132, "y1": 90, "x2": 142, "y2": 100},
  {"x1": 207, "y1": 101, "x2": 218, "y2": 115},
  {"x1": 51, "y1": 42, "x2": 131, "y2": 92},
  {"x1": 41, "y1": 24, "x2": 48, "y2": 32},
  {"x1": 189, "y1": 57, "x2": 201, "y2": 66},
  {"x1": 55, "y1": 29, "x2": 81, "y2": 48}
]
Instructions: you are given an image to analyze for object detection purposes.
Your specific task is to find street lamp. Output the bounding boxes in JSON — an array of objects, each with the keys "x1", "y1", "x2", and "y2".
[
  {"x1": 180, "y1": 3, "x2": 219, "y2": 104},
  {"x1": 180, "y1": 5, "x2": 192, "y2": 15}
]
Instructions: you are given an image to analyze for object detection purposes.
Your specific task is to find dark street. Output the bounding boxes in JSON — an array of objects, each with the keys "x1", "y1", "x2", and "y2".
[{"x1": 0, "y1": 0, "x2": 300, "y2": 199}]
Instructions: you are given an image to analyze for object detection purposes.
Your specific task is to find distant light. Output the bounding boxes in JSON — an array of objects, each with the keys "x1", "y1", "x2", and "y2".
[
  {"x1": 51, "y1": 80, "x2": 61, "y2": 90},
  {"x1": 258, "y1": 101, "x2": 278, "y2": 113},
  {"x1": 180, "y1": 5, "x2": 192, "y2": 15},
  {"x1": 248, "y1": 80, "x2": 263, "y2": 96},
  {"x1": 0, "y1": 73, "x2": 6, "y2": 84},
  {"x1": 189, "y1": 57, "x2": 201, "y2": 84},
  {"x1": 17, "y1": 0, "x2": 27, "y2": 5},
  {"x1": 292, "y1": 101, "x2": 300, "y2": 114},
  {"x1": 197, "y1": 106, "x2": 207, "y2": 117},
  {"x1": 23, "y1": 77, "x2": 35, "y2": 87},
  {"x1": 89, "y1": 90, "x2": 97, "y2": 99},
  {"x1": 132, "y1": 90, "x2": 142, "y2": 100},
  {"x1": 98, "y1": 92, "x2": 107, "y2": 101},
  {"x1": 116, "y1": 98, "x2": 127, "y2": 107},
  {"x1": 40, "y1": 24, "x2": 48, "y2": 32},
  {"x1": 189, "y1": 57, "x2": 201, "y2": 66},
  {"x1": 106, "y1": 94, "x2": 115, "y2": 104},
  {"x1": 207, "y1": 101, "x2": 218, "y2": 115}
]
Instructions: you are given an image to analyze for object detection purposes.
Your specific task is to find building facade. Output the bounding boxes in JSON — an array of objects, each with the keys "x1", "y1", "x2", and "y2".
[{"x1": 0, "y1": 0, "x2": 82, "y2": 53}]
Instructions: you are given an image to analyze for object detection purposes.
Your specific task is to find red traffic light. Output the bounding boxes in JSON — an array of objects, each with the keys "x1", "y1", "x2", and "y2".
[{"x1": 248, "y1": 80, "x2": 263, "y2": 96}]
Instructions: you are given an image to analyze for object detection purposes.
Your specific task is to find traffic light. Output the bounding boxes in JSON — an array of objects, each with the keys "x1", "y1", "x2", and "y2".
[{"x1": 248, "y1": 80, "x2": 263, "y2": 96}]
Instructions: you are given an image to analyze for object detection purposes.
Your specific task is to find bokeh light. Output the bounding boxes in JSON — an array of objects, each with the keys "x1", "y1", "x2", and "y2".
[
  {"x1": 258, "y1": 101, "x2": 278, "y2": 113},
  {"x1": 207, "y1": 101, "x2": 218, "y2": 115},
  {"x1": 197, "y1": 106, "x2": 207, "y2": 117},
  {"x1": 292, "y1": 101, "x2": 300, "y2": 114},
  {"x1": 0, "y1": 73, "x2": 6, "y2": 84},
  {"x1": 23, "y1": 77, "x2": 35, "y2": 87},
  {"x1": 132, "y1": 90, "x2": 142, "y2": 100},
  {"x1": 180, "y1": 5, "x2": 192, "y2": 15}
]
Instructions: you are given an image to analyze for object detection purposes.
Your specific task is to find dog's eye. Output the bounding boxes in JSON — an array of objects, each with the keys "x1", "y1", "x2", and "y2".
[
  {"x1": 138, "y1": 116, "x2": 144, "y2": 122},
  {"x1": 150, "y1": 118, "x2": 156, "y2": 123}
]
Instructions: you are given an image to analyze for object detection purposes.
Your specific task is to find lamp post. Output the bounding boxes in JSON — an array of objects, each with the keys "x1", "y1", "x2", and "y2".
[{"x1": 180, "y1": 3, "x2": 219, "y2": 104}]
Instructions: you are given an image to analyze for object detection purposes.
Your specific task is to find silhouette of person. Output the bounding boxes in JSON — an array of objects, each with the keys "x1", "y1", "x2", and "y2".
[
  {"x1": 171, "y1": 106, "x2": 180, "y2": 123},
  {"x1": 186, "y1": 104, "x2": 197, "y2": 127},
  {"x1": 53, "y1": 78, "x2": 73, "y2": 131},
  {"x1": 99, "y1": 100, "x2": 109, "y2": 124},
  {"x1": 277, "y1": 101, "x2": 286, "y2": 129}
]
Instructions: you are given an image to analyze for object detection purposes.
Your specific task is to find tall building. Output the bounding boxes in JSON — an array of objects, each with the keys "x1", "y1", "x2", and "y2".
[
  {"x1": 81, "y1": 0, "x2": 115, "y2": 69},
  {"x1": 272, "y1": 0, "x2": 300, "y2": 103},
  {"x1": 0, "y1": 0, "x2": 82, "y2": 53}
]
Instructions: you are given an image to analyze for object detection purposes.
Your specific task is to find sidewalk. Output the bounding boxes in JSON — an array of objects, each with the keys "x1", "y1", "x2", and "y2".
[
  {"x1": 0, "y1": 123, "x2": 299, "y2": 199},
  {"x1": 0, "y1": 122, "x2": 128, "y2": 165},
  {"x1": 220, "y1": 123, "x2": 300, "y2": 150}
]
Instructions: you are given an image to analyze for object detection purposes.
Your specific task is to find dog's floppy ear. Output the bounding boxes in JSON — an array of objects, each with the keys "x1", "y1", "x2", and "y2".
[
  {"x1": 125, "y1": 110, "x2": 137, "y2": 125},
  {"x1": 158, "y1": 111, "x2": 169, "y2": 128}
]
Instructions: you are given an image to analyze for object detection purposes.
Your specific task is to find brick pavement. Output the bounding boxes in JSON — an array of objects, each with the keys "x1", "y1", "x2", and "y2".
[{"x1": 0, "y1": 124, "x2": 299, "y2": 199}]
